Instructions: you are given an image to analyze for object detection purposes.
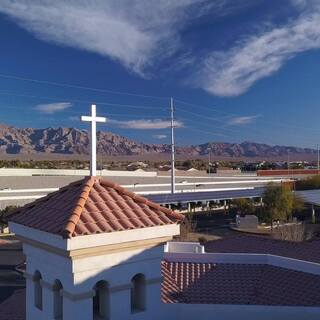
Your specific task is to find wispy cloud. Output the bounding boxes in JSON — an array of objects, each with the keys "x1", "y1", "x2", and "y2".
[
  {"x1": 194, "y1": 1, "x2": 320, "y2": 96},
  {"x1": 152, "y1": 134, "x2": 167, "y2": 139},
  {"x1": 1, "y1": 1, "x2": 317, "y2": 97},
  {"x1": 108, "y1": 119, "x2": 183, "y2": 130},
  {"x1": 0, "y1": 1, "x2": 250, "y2": 77},
  {"x1": 227, "y1": 115, "x2": 259, "y2": 125},
  {"x1": 0, "y1": 0, "x2": 212, "y2": 76},
  {"x1": 35, "y1": 102, "x2": 72, "y2": 114}
]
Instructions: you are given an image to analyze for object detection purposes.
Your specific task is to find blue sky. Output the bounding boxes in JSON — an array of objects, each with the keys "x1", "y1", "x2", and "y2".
[{"x1": 0, "y1": 0, "x2": 320, "y2": 148}]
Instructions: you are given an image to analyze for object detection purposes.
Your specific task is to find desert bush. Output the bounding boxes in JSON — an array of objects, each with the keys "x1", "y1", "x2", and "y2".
[
  {"x1": 0, "y1": 206, "x2": 18, "y2": 231},
  {"x1": 179, "y1": 214, "x2": 197, "y2": 241},
  {"x1": 272, "y1": 224, "x2": 309, "y2": 242},
  {"x1": 231, "y1": 198, "x2": 255, "y2": 215},
  {"x1": 296, "y1": 175, "x2": 320, "y2": 190},
  {"x1": 198, "y1": 236, "x2": 207, "y2": 245}
]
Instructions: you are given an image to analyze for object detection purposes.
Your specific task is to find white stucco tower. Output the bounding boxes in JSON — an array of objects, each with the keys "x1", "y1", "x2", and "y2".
[{"x1": 9, "y1": 177, "x2": 182, "y2": 320}]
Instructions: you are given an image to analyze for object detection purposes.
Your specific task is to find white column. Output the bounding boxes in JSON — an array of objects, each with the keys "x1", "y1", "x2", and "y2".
[
  {"x1": 26, "y1": 277, "x2": 35, "y2": 320},
  {"x1": 41, "y1": 281, "x2": 55, "y2": 319},
  {"x1": 62, "y1": 291, "x2": 93, "y2": 320},
  {"x1": 110, "y1": 287, "x2": 131, "y2": 320}
]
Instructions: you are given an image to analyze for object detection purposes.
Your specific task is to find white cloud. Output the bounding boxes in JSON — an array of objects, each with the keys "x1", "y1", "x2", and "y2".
[
  {"x1": 35, "y1": 102, "x2": 72, "y2": 113},
  {"x1": 195, "y1": 1, "x2": 320, "y2": 96},
  {"x1": 0, "y1": 0, "x2": 211, "y2": 75},
  {"x1": 108, "y1": 119, "x2": 183, "y2": 130},
  {"x1": 1, "y1": 1, "x2": 318, "y2": 97},
  {"x1": 152, "y1": 134, "x2": 167, "y2": 139},
  {"x1": 227, "y1": 115, "x2": 259, "y2": 125}
]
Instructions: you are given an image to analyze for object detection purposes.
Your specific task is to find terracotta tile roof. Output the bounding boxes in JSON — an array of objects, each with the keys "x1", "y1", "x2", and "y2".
[
  {"x1": 2, "y1": 261, "x2": 320, "y2": 319},
  {"x1": 162, "y1": 261, "x2": 320, "y2": 306},
  {"x1": 9, "y1": 177, "x2": 183, "y2": 238},
  {"x1": 205, "y1": 235, "x2": 320, "y2": 264}
]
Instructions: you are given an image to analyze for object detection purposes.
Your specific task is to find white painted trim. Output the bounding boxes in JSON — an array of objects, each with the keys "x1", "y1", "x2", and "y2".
[
  {"x1": 9, "y1": 222, "x2": 180, "y2": 252},
  {"x1": 174, "y1": 303, "x2": 320, "y2": 319},
  {"x1": 9, "y1": 222, "x2": 67, "y2": 250},
  {"x1": 163, "y1": 252, "x2": 320, "y2": 275},
  {"x1": 164, "y1": 252, "x2": 268, "y2": 264},
  {"x1": 0, "y1": 188, "x2": 58, "y2": 194},
  {"x1": 0, "y1": 195, "x2": 45, "y2": 201},
  {"x1": 61, "y1": 289, "x2": 95, "y2": 301},
  {"x1": 66, "y1": 224, "x2": 180, "y2": 251}
]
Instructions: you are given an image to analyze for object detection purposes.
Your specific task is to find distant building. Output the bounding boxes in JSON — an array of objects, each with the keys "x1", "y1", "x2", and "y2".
[{"x1": 127, "y1": 161, "x2": 148, "y2": 171}]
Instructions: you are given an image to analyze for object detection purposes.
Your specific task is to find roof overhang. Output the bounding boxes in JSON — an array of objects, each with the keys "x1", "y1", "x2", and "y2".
[{"x1": 9, "y1": 221, "x2": 180, "y2": 253}]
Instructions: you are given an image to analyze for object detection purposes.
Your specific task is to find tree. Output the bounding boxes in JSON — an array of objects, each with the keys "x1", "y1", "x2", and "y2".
[
  {"x1": 232, "y1": 198, "x2": 255, "y2": 215},
  {"x1": 292, "y1": 195, "x2": 305, "y2": 214},
  {"x1": 263, "y1": 184, "x2": 294, "y2": 228},
  {"x1": 0, "y1": 206, "x2": 17, "y2": 230},
  {"x1": 296, "y1": 175, "x2": 320, "y2": 190}
]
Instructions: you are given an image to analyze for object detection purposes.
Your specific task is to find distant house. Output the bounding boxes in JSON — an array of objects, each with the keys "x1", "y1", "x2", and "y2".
[
  {"x1": 187, "y1": 168, "x2": 199, "y2": 172},
  {"x1": 127, "y1": 161, "x2": 148, "y2": 170}
]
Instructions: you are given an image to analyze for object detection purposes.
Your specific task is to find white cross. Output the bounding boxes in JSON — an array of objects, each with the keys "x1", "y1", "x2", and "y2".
[{"x1": 81, "y1": 104, "x2": 106, "y2": 176}]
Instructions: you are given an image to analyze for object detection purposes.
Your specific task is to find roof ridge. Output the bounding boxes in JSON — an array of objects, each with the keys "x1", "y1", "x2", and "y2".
[
  {"x1": 99, "y1": 178, "x2": 184, "y2": 222},
  {"x1": 62, "y1": 176, "x2": 96, "y2": 238}
]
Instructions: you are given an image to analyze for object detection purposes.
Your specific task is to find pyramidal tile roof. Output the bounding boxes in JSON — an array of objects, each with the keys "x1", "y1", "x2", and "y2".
[{"x1": 9, "y1": 176, "x2": 184, "y2": 239}]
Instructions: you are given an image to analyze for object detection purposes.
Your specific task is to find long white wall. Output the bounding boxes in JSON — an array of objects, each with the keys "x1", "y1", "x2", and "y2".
[
  {"x1": 166, "y1": 304, "x2": 320, "y2": 320},
  {"x1": 164, "y1": 251, "x2": 320, "y2": 275},
  {"x1": 0, "y1": 168, "x2": 157, "y2": 177}
]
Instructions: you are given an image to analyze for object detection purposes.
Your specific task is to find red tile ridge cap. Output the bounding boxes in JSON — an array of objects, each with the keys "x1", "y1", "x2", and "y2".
[
  {"x1": 62, "y1": 176, "x2": 96, "y2": 238},
  {"x1": 99, "y1": 178, "x2": 185, "y2": 222}
]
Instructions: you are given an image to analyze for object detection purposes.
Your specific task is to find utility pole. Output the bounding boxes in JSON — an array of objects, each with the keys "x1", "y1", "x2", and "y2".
[
  {"x1": 287, "y1": 150, "x2": 290, "y2": 176},
  {"x1": 317, "y1": 144, "x2": 319, "y2": 172},
  {"x1": 208, "y1": 147, "x2": 212, "y2": 176},
  {"x1": 170, "y1": 97, "x2": 175, "y2": 194}
]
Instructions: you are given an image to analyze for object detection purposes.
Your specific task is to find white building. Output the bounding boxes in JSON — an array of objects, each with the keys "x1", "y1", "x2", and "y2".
[
  {"x1": 8, "y1": 176, "x2": 183, "y2": 320},
  {"x1": 6, "y1": 177, "x2": 320, "y2": 320}
]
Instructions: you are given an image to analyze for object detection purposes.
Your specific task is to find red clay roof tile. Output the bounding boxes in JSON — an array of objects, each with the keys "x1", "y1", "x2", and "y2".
[
  {"x1": 162, "y1": 261, "x2": 320, "y2": 306},
  {"x1": 9, "y1": 177, "x2": 183, "y2": 238}
]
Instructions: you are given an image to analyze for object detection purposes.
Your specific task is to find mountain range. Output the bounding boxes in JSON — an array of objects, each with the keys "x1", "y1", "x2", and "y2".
[{"x1": 0, "y1": 124, "x2": 317, "y2": 160}]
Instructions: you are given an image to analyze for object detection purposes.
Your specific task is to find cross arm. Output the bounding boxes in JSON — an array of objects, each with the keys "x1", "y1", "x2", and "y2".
[
  {"x1": 80, "y1": 116, "x2": 106, "y2": 123},
  {"x1": 95, "y1": 117, "x2": 107, "y2": 123}
]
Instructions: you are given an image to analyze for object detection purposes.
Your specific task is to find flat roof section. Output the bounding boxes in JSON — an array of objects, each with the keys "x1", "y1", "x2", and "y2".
[
  {"x1": 295, "y1": 189, "x2": 320, "y2": 206},
  {"x1": 145, "y1": 187, "x2": 265, "y2": 205}
]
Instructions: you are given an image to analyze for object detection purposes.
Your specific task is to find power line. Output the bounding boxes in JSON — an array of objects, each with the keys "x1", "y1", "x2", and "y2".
[
  {"x1": 0, "y1": 73, "x2": 318, "y2": 133},
  {"x1": 175, "y1": 102, "x2": 320, "y2": 146},
  {"x1": 186, "y1": 126, "x2": 232, "y2": 138},
  {"x1": 0, "y1": 75, "x2": 319, "y2": 146},
  {"x1": 175, "y1": 97, "x2": 320, "y2": 134},
  {"x1": 0, "y1": 73, "x2": 169, "y2": 100},
  {"x1": 0, "y1": 91, "x2": 167, "y2": 111},
  {"x1": 176, "y1": 107, "x2": 235, "y2": 128},
  {"x1": 178, "y1": 116, "x2": 238, "y2": 134}
]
